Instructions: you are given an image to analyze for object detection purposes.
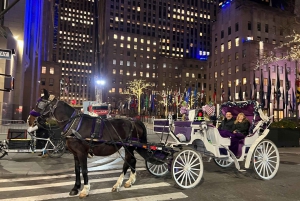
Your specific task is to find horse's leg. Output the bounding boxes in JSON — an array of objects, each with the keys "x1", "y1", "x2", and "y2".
[
  {"x1": 69, "y1": 156, "x2": 81, "y2": 196},
  {"x1": 112, "y1": 147, "x2": 129, "y2": 192},
  {"x1": 124, "y1": 148, "x2": 137, "y2": 188},
  {"x1": 78, "y1": 153, "x2": 90, "y2": 198}
]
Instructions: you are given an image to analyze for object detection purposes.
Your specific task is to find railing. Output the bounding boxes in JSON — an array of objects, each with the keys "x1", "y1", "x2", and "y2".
[{"x1": 0, "y1": 120, "x2": 27, "y2": 141}]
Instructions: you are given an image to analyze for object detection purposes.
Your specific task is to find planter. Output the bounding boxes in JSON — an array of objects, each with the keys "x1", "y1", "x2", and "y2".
[{"x1": 266, "y1": 128, "x2": 300, "y2": 147}]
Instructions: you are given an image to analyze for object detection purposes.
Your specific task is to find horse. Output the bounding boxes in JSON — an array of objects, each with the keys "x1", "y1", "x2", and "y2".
[{"x1": 27, "y1": 89, "x2": 150, "y2": 198}]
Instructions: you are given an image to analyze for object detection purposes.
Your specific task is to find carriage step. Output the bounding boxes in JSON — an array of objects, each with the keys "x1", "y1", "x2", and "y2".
[{"x1": 238, "y1": 169, "x2": 246, "y2": 172}]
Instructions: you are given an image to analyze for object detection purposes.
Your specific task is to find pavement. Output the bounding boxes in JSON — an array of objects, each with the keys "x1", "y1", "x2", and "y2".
[{"x1": 0, "y1": 146, "x2": 299, "y2": 177}]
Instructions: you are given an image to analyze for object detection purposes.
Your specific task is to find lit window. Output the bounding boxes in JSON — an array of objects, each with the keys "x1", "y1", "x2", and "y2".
[
  {"x1": 120, "y1": 69, "x2": 123, "y2": 75},
  {"x1": 214, "y1": 72, "x2": 217, "y2": 78},
  {"x1": 147, "y1": 47, "x2": 150, "y2": 51},
  {"x1": 119, "y1": 88, "x2": 123, "y2": 93},
  {"x1": 140, "y1": 72, "x2": 143, "y2": 77},
  {"x1": 127, "y1": 61, "x2": 130, "y2": 66},
  {"x1": 153, "y1": 41, "x2": 156, "y2": 45},
  {"x1": 221, "y1": 44, "x2": 224, "y2": 52},
  {"x1": 113, "y1": 59, "x2": 116, "y2": 64},
  {"x1": 49, "y1": 67, "x2": 54, "y2": 74},
  {"x1": 235, "y1": 65, "x2": 239, "y2": 72},
  {"x1": 134, "y1": 38, "x2": 137, "y2": 42},
  {"x1": 147, "y1": 40, "x2": 150, "y2": 44},
  {"x1": 113, "y1": 34, "x2": 117, "y2": 39},
  {"x1": 146, "y1": 63, "x2": 150, "y2": 68},
  {"x1": 133, "y1": 71, "x2": 136, "y2": 76},
  {"x1": 243, "y1": 78, "x2": 247, "y2": 85},
  {"x1": 127, "y1": 44, "x2": 130, "y2": 48},
  {"x1": 111, "y1": 88, "x2": 115, "y2": 93},
  {"x1": 112, "y1": 69, "x2": 116, "y2": 74},
  {"x1": 228, "y1": 40, "x2": 231, "y2": 49},
  {"x1": 235, "y1": 37, "x2": 239, "y2": 46},
  {"x1": 228, "y1": 81, "x2": 231, "y2": 87},
  {"x1": 236, "y1": 79, "x2": 239, "y2": 86},
  {"x1": 146, "y1": 72, "x2": 149, "y2": 77},
  {"x1": 192, "y1": 73, "x2": 195, "y2": 78},
  {"x1": 120, "y1": 43, "x2": 124, "y2": 47},
  {"x1": 127, "y1": 37, "x2": 131, "y2": 41},
  {"x1": 141, "y1": 39, "x2": 144, "y2": 43},
  {"x1": 42, "y1": 66, "x2": 46, "y2": 74},
  {"x1": 186, "y1": 72, "x2": 189, "y2": 77},
  {"x1": 134, "y1": 45, "x2": 137, "y2": 49},
  {"x1": 152, "y1": 73, "x2": 155, "y2": 78},
  {"x1": 163, "y1": 63, "x2": 166, "y2": 68},
  {"x1": 120, "y1": 35, "x2": 124, "y2": 40},
  {"x1": 120, "y1": 60, "x2": 123, "y2": 65},
  {"x1": 126, "y1": 71, "x2": 130, "y2": 76}
]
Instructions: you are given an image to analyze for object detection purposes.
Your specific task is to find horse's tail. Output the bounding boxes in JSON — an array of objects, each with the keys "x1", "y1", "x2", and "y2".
[{"x1": 135, "y1": 120, "x2": 147, "y2": 143}]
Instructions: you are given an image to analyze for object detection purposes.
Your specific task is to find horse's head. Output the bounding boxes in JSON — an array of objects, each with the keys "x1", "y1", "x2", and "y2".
[{"x1": 27, "y1": 89, "x2": 56, "y2": 127}]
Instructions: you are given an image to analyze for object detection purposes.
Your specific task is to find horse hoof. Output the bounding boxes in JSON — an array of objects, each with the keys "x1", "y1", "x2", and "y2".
[
  {"x1": 124, "y1": 182, "x2": 132, "y2": 188},
  {"x1": 112, "y1": 187, "x2": 120, "y2": 192},
  {"x1": 69, "y1": 189, "x2": 79, "y2": 196},
  {"x1": 79, "y1": 193, "x2": 89, "y2": 198}
]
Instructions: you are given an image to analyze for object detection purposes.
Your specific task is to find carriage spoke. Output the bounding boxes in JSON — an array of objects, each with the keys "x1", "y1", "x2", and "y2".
[
  {"x1": 190, "y1": 163, "x2": 201, "y2": 168},
  {"x1": 267, "y1": 150, "x2": 276, "y2": 157},
  {"x1": 267, "y1": 161, "x2": 276, "y2": 170},
  {"x1": 189, "y1": 157, "x2": 198, "y2": 166},
  {"x1": 175, "y1": 160, "x2": 185, "y2": 167},
  {"x1": 178, "y1": 156, "x2": 186, "y2": 165},
  {"x1": 189, "y1": 171, "x2": 196, "y2": 182},
  {"x1": 180, "y1": 172, "x2": 187, "y2": 185},
  {"x1": 174, "y1": 169, "x2": 184, "y2": 175}
]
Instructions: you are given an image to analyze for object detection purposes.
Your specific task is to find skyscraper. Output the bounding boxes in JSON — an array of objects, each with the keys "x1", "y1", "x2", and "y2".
[
  {"x1": 54, "y1": 0, "x2": 96, "y2": 106},
  {"x1": 98, "y1": 0, "x2": 219, "y2": 103}
]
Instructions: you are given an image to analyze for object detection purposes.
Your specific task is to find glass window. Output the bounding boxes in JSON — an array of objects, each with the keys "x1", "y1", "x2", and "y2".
[
  {"x1": 113, "y1": 59, "x2": 116, "y2": 64},
  {"x1": 221, "y1": 44, "x2": 224, "y2": 52},
  {"x1": 127, "y1": 61, "x2": 130, "y2": 66},
  {"x1": 42, "y1": 66, "x2": 46, "y2": 74},
  {"x1": 49, "y1": 67, "x2": 54, "y2": 74},
  {"x1": 243, "y1": 78, "x2": 247, "y2": 85},
  {"x1": 120, "y1": 69, "x2": 123, "y2": 75},
  {"x1": 140, "y1": 72, "x2": 143, "y2": 77},
  {"x1": 113, "y1": 34, "x2": 117, "y2": 39},
  {"x1": 228, "y1": 40, "x2": 231, "y2": 49},
  {"x1": 120, "y1": 60, "x2": 123, "y2": 65},
  {"x1": 112, "y1": 69, "x2": 116, "y2": 74},
  {"x1": 235, "y1": 37, "x2": 239, "y2": 47},
  {"x1": 49, "y1": 78, "x2": 54, "y2": 86},
  {"x1": 186, "y1": 72, "x2": 189, "y2": 77}
]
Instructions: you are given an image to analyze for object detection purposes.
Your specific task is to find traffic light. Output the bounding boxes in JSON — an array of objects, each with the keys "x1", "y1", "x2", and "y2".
[{"x1": 4, "y1": 76, "x2": 14, "y2": 92}]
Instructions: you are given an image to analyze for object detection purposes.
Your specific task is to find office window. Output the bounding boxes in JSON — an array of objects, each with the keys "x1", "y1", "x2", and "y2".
[
  {"x1": 112, "y1": 68, "x2": 116, "y2": 74},
  {"x1": 186, "y1": 72, "x2": 189, "y2": 77},
  {"x1": 41, "y1": 78, "x2": 46, "y2": 85},
  {"x1": 228, "y1": 67, "x2": 231, "y2": 74},
  {"x1": 49, "y1": 78, "x2": 54, "y2": 86},
  {"x1": 243, "y1": 78, "x2": 247, "y2": 85},
  {"x1": 235, "y1": 22, "x2": 239, "y2": 32},
  {"x1": 235, "y1": 37, "x2": 239, "y2": 46},
  {"x1": 264, "y1": 78, "x2": 268, "y2": 86},
  {"x1": 235, "y1": 65, "x2": 239, "y2": 73},
  {"x1": 257, "y1": 22, "x2": 261, "y2": 31},
  {"x1": 248, "y1": 21, "x2": 251, "y2": 30},
  {"x1": 120, "y1": 60, "x2": 123, "y2": 65},
  {"x1": 221, "y1": 30, "x2": 224, "y2": 38},
  {"x1": 113, "y1": 59, "x2": 116, "y2": 64},
  {"x1": 221, "y1": 44, "x2": 224, "y2": 52},
  {"x1": 228, "y1": 26, "x2": 231, "y2": 35},
  {"x1": 228, "y1": 40, "x2": 231, "y2": 49},
  {"x1": 49, "y1": 67, "x2": 54, "y2": 74},
  {"x1": 127, "y1": 61, "x2": 130, "y2": 66},
  {"x1": 120, "y1": 69, "x2": 123, "y2": 75},
  {"x1": 235, "y1": 52, "x2": 239, "y2": 60},
  {"x1": 140, "y1": 72, "x2": 143, "y2": 77},
  {"x1": 265, "y1": 24, "x2": 269, "y2": 33},
  {"x1": 42, "y1": 66, "x2": 46, "y2": 74},
  {"x1": 228, "y1": 55, "x2": 231, "y2": 62}
]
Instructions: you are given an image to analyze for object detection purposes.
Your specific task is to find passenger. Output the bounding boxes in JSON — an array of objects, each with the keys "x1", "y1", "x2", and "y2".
[
  {"x1": 218, "y1": 112, "x2": 235, "y2": 131},
  {"x1": 219, "y1": 112, "x2": 249, "y2": 157},
  {"x1": 232, "y1": 113, "x2": 250, "y2": 136}
]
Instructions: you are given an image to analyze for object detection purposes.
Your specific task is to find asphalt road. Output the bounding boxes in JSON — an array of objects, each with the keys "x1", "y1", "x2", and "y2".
[{"x1": 0, "y1": 151, "x2": 299, "y2": 201}]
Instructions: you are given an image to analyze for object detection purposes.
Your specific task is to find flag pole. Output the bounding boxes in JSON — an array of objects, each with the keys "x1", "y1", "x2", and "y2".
[
  {"x1": 296, "y1": 60, "x2": 299, "y2": 120},
  {"x1": 277, "y1": 65, "x2": 280, "y2": 121}
]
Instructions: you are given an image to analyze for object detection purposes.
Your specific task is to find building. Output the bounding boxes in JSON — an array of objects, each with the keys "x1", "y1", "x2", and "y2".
[
  {"x1": 54, "y1": 0, "x2": 96, "y2": 106},
  {"x1": 99, "y1": 0, "x2": 220, "y2": 105},
  {"x1": 208, "y1": 0, "x2": 299, "y2": 118}
]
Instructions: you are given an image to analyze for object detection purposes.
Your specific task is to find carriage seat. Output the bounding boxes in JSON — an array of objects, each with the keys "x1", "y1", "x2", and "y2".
[{"x1": 174, "y1": 121, "x2": 192, "y2": 141}]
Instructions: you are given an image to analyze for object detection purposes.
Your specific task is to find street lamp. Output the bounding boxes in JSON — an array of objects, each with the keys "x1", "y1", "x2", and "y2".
[{"x1": 95, "y1": 78, "x2": 105, "y2": 103}]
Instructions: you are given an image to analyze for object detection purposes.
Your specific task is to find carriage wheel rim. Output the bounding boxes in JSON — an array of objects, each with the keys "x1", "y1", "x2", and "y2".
[
  {"x1": 146, "y1": 161, "x2": 169, "y2": 176},
  {"x1": 253, "y1": 140, "x2": 280, "y2": 180},
  {"x1": 172, "y1": 149, "x2": 203, "y2": 189}
]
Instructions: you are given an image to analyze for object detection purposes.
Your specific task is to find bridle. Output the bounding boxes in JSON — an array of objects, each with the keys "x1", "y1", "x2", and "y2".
[{"x1": 30, "y1": 96, "x2": 71, "y2": 126}]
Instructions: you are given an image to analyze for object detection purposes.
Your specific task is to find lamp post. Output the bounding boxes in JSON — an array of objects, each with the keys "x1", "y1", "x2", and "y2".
[{"x1": 95, "y1": 78, "x2": 105, "y2": 103}]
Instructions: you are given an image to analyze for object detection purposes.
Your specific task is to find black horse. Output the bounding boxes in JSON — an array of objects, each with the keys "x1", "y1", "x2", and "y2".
[{"x1": 28, "y1": 89, "x2": 149, "y2": 198}]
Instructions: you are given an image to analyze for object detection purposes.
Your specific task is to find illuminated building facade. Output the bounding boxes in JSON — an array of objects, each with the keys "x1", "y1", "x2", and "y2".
[
  {"x1": 209, "y1": 0, "x2": 298, "y2": 118},
  {"x1": 54, "y1": 0, "x2": 96, "y2": 106},
  {"x1": 99, "y1": 0, "x2": 219, "y2": 103}
]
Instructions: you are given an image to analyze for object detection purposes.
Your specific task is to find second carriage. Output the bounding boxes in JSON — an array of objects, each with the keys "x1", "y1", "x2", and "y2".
[{"x1": 144, "y1": 100, "x2": 280, "y2": 189}]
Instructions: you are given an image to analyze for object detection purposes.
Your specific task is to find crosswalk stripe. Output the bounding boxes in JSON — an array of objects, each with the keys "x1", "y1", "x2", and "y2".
[
  {"x1": 0, "y1": 168, "x2": 146, "y2": 183},
  {"x1": 0, "y1": 177, "x2": 121, "y2": 192},
  {"x1": 111, "y1": 192, "x2": 188, "y2": 201},
  {"x1": 0, "y1": 182, "x2": 171, "y2": 201}
]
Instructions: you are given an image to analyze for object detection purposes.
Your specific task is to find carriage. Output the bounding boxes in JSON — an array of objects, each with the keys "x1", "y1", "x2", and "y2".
[
  {"x1": 146, "y1": 100, "x2": 280, "y2": 189},
  {"x1": 26, "y1": 90, "x2": 280, "y2": 198}
]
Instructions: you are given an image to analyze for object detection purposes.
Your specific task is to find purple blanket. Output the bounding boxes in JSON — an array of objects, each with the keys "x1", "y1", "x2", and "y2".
[{"x1": 218, "y1": 129, "x2": 245, "y2": 156}]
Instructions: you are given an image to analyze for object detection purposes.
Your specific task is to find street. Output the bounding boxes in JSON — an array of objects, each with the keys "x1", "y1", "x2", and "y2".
[{"x1": 0, "y1": 150, "x2": 299, "y2": 201}]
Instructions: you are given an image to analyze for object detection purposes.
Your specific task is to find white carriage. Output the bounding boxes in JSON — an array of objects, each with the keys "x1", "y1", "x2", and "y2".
[{"x1": 147, "y1": 101, "x2": 280, "y2": 189}]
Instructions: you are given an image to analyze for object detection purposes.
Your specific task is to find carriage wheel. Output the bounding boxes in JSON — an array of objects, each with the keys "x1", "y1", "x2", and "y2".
[
  {"x1": 214, "y1": 158, "x2": 233, "y2": 168},
  {"x1": 0, "y1": 143, "x2": 8, "y2": 159},
  {"x1": 145, "y1": 160, "x2": 169, "y2": 177},
  {"x1": 47, "y1": 138, "x2": 66, "y2": 158},
  {"x1": 172, "y1": 149, "x2": 203, "y2": 189},
  {"x1": 252, "y1": 139, "x2": 280, "y2": 180}
]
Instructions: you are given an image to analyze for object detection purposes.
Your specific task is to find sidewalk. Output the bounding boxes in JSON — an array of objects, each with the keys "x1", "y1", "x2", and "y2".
[{"x1": 0, "y1": 146, "x2": 299, "y2": 177}]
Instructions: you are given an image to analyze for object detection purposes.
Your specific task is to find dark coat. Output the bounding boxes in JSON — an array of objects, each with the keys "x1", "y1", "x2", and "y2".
[
  {"x1": 232, "y1": 121, "x2": 250, "y2": 136},
  {"x1": 219, "y1": 118, "x2": 235, "y2": 131}
]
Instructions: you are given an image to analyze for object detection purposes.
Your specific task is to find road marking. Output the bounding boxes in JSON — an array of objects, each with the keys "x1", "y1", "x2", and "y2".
[
  {"x1": 0, "y1": 177, "x2": 122, "y2": 192},
  {"x1": 111, "y1": 192, "x2": 188, "y2": 201},
  {"x1": 0, "y1": 182, "x2": 171, "y2": 201},
  {"x1": 0, "y1": 168, "x2": 146, "y2": 183}
]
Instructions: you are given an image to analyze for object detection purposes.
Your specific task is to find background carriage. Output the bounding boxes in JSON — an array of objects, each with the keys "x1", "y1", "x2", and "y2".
[{"x1": 147, "y1": 100, "x2": 280, "y2": 189}]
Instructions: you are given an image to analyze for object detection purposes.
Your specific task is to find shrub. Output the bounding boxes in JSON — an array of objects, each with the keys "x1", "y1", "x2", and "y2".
[{"x1": 270, "y1": 119, "x2": 299, "y2": 129}]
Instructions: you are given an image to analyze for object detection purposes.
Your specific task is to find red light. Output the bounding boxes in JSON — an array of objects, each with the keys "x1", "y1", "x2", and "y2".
[{"x1": 150, "y1": 146, "x2": 157, "y2": 150}]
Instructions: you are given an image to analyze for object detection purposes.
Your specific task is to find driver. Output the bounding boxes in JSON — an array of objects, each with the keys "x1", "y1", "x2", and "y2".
[{"x1": 218, "y1": 111, "x2": 235, "y2": 131}]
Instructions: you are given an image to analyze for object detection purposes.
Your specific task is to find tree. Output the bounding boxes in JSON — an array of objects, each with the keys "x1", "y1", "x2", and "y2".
[{"x1": 123, "y1": 79, "x2": 151, "y2": 115}]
